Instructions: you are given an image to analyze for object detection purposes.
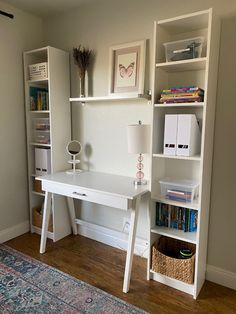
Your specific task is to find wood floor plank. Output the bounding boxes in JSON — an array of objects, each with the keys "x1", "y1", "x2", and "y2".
[{"x1": 5, "y1": 233, "x2": 236, "y2": 313}]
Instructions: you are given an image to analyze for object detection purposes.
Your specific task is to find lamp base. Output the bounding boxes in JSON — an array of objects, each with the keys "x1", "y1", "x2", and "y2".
[{"x1": 133, "y1": 179, "x2": 147, "y2": 186}]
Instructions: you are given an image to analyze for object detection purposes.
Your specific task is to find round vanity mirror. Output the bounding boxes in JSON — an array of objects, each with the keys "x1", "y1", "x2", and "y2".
[
  {"x1": 66, "y1": 140, "x2": 82, "y2": 174},
  {"x1": 66, "y1": 140, "x2": 82, "y2": 156}
]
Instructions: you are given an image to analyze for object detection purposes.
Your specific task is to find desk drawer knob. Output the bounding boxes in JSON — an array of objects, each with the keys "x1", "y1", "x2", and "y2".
[{"x1": 72, "y1": 191, "x2": 87, "y2": 197}]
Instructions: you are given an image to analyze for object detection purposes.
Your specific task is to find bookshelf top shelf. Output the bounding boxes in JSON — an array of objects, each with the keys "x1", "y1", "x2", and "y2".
[{"x1": 157, "y1": 9, "x2": 209, "y2": 34}]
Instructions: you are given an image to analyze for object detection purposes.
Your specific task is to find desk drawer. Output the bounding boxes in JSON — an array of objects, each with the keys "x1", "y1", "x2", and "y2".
[{"x1": 42, "y1": 181, "x2": 131, "y2": 210}]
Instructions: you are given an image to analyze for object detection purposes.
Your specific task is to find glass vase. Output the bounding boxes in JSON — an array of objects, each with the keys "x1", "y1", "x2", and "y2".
[{"x1": 80, "y1": 73, "x2": 86, "y2": 98}]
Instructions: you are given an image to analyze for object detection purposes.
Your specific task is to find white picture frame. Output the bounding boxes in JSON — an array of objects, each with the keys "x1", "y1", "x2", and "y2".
[{"x1": 108, "y1": 40, "x2": 146, "y2": 96}]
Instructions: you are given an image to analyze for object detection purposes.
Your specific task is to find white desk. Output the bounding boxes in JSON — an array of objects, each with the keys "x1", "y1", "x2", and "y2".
[{"x1": 38, "y1": 171, "x2": 148, "y2": 293}]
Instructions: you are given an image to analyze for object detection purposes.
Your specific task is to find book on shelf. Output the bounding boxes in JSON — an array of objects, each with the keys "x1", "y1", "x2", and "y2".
[
  {"x1": 156, "y1": 202, "x2": 198, "y2": 232},
  {"x1": 30, "y1": 86, "x2": 49, "y2": 111},
  {"x1": 159, "y1": 85, "x2": 204, "y2": 104}
]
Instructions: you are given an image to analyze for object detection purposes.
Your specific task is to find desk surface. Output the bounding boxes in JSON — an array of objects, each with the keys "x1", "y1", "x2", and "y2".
[{"x1": 38, "y1": 171, "x2": 149, "y2": 199}]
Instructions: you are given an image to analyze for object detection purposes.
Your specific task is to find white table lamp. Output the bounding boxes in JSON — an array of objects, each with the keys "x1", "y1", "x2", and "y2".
[{"x1": 127, "y1": 121, "x2": 150, "y2": 185}]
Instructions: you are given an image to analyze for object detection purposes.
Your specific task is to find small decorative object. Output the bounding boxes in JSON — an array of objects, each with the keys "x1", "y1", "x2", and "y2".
[
  {"x1": 178, "y1": 249, "x2": 193, "y2": 259},
  {"x1": 73, "y1": 46, "x2": 93, "y2": 97},
  {"x1": 66, "y1": 140, "x2": 82, "y2": 174},
  {"x1": 127, "y1": 120, "x2": 150, "y2": 185},
  {"x1": 109, "y1": 40, "x2": 146, "y2": 96}
]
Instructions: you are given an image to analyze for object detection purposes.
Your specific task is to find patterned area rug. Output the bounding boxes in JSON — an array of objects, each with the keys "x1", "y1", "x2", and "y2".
[{"x1": 0, "y1": 245, "x2": 147, "y2": 313}]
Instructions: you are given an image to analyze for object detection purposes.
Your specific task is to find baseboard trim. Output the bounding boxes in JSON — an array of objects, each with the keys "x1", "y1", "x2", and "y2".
[
  {"x1": 0, "y1": 221, "x2": 30, "y2": 244},
  {"x1": 206, "y1": 264, "x2": 236, "y2": 290},
  {"x1": 75, "y1": 219, "x2": 149, "y2": 258}
]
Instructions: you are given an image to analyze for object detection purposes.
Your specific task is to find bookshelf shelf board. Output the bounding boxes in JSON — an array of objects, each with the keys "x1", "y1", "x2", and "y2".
[
  {"x1": 29, "y1": 142, "x2": 51, "y2": 148},
  {"x1": 156, "y1": 58, "x2": 207, "y2": 72},
  {"x1": 149, "y1": 270, "x2": 194, "y2": 295},
  {"x1": 152, "y1": 153, "x2": 201, "y2": 161},
  {"x1": 31, "y1": 191, "x2": 45, "y2": 197},
  {"x1": 69, "y1": 94, "x2": 151, "y2": 103},
  {"x1": 154, "y1": 102, "x2": 205, "y2": 108},
  {"x1": 152, "y1": 195, "x2": 199, "y2": 210},
  {"x1": 28, "y1": 78, "x2": 48, "y2": 84},
  {"x1": 34, "y1": 130, "x2": 50, "y2": 133},
  {"x1": 151, "y1": 226, "x2": 197, "y2": 244},
  {"x1": 31, "y1": 225, "x2": 54, "y2": 240},
  {"x1": 157, "y1": 10, "x2": 209, "y2": 33},
  {"x1": 29, "y1": 110, "x2": 50, "y2": 114}
]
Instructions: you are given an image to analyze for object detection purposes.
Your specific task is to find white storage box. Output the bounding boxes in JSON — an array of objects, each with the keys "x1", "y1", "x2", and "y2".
[
  {"x1": 33, "y1": 131, "x2": 50, "y2": 144},
  {"x1": 177, "y1": 114, "x2": 201, "y2": 157},
  {"x1": 35, "y1": 148, "x2": 51, "y2": 175},
  {"x1": 163, "y1": 37, "x2": 204, "y2": 62},
  {"x1": 159, "y1": 178, "x2": 199, "y2": 202},
  {"x1": 33, "y1": 118, "x2": 50, "y2": 131},
  {"x1": 29, "y1": 62, "x2": 48, "y2": 80}
]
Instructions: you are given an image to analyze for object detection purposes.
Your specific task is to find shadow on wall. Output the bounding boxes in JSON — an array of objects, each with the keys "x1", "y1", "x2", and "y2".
[{"x1": 207, "y1": 16, "x2": 236, "y2": 272}]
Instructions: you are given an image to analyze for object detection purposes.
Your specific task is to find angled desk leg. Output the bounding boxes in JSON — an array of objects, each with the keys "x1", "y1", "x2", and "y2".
[
  {"x1": 40, "y1": 191, "x2": 52, "y2": 254},
  {"x1": 123, "y1": 195, "x2": 140, "y2": 293},
  {"x1": 67, "y1": 197, "x2": 77, "y2": 235}
]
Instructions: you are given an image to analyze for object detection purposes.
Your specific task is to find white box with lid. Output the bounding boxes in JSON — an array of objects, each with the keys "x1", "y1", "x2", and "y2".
[
  {"x1": 159, "y1": 178, "x2": 199, "y2": 202},
  {"x1": 163, "y1": 37, "x2": 204, "y2": 62},
  {"x1": 33, "y1": 131, "x2": 50, "y2": 144},
  {"x1": 29, "y1": 62, "x2": 48, "y2": 80}
]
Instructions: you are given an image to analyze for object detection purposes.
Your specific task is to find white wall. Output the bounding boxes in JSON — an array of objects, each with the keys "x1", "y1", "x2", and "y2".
[
  {"x1": 0, "y1": 1, "x2": 43, "y2": 239},
  {"x1": 43, "y1": 0, "x2": 236, "y2": 279}
]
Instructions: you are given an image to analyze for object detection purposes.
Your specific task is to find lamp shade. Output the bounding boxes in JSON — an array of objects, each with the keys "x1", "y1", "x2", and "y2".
[{"x1": 127, "y1": 123, "x2": 150, "y2": 154}]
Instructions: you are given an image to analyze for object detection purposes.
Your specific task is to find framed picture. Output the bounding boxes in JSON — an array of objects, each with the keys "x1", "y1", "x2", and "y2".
[{"x1": 108, "y1": 40, "x2": 146, "y2": 96}]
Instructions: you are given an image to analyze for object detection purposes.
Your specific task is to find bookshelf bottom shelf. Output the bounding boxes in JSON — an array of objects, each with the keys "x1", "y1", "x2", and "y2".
[
  {"x1": 149, "y1": 270, "x2": 194, "y2": 296},
  {"x1": 31, "y1": 225, "x2": 54, "y2": 240}
]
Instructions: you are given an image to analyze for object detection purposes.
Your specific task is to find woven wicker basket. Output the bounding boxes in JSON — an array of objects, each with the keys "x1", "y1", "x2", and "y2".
[
  {"x1": 152, "y1": 236, "x2": 195, "y2": 284},
  {"x1": 32, "y1": 206, "x2": 53, "y2": 232}
]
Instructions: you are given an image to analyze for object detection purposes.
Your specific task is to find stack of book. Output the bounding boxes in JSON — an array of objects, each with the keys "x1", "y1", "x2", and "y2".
[
  {"x1": 156, "y1": 203, "x2": 198, "y2": 232},
  {"x1": 30, "y1": 86, "x2": 49, "y2": 111},
  {"x1": 159, "y1": 86, "x2": 204, "y2": 104},
  {"x1": 166, "y1": 189, "x2": 192, "y2": 202}
]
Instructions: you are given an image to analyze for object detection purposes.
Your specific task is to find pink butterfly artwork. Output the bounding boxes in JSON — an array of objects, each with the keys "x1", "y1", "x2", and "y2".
[{"x1": 119, "y1": 62, "x2": 135, "y2": 78}]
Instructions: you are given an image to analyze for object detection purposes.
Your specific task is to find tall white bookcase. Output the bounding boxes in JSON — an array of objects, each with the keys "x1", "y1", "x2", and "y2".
[
  {"x1": 24, "y1": 46, "x2": 72, "y2": 241},
  {"x1": 148, "y1": 9, "x2": 220, "y2": 298}
]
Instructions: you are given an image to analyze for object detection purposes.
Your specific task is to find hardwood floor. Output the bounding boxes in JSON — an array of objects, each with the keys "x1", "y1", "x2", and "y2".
[{"x1": 6, "y1": 233, "x2": 236, "y2": 313}]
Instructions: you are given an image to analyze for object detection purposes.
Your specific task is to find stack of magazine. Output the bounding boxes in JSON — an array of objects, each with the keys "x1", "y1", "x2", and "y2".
[
  {"x1": 159, "y1": 86, "x2": 204, "y2": 104},
  {"x1": 156, "y1": 202, "x2": 198, "y2": 232}
]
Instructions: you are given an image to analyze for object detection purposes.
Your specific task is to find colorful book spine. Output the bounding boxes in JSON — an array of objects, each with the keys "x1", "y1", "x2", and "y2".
[{"x1": 156, "y1": 203, "x2": 198, "y2": 233}]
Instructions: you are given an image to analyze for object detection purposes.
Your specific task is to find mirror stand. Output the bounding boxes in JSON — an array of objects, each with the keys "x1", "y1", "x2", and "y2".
[{"x1": 66, "y1": 140, "x2": 82, "y2": 174}]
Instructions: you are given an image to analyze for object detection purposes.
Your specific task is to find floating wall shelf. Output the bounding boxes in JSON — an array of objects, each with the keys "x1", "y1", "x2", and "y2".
[{"x1": 69, "y1": 93, "x2": 151, "y2": 103}]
